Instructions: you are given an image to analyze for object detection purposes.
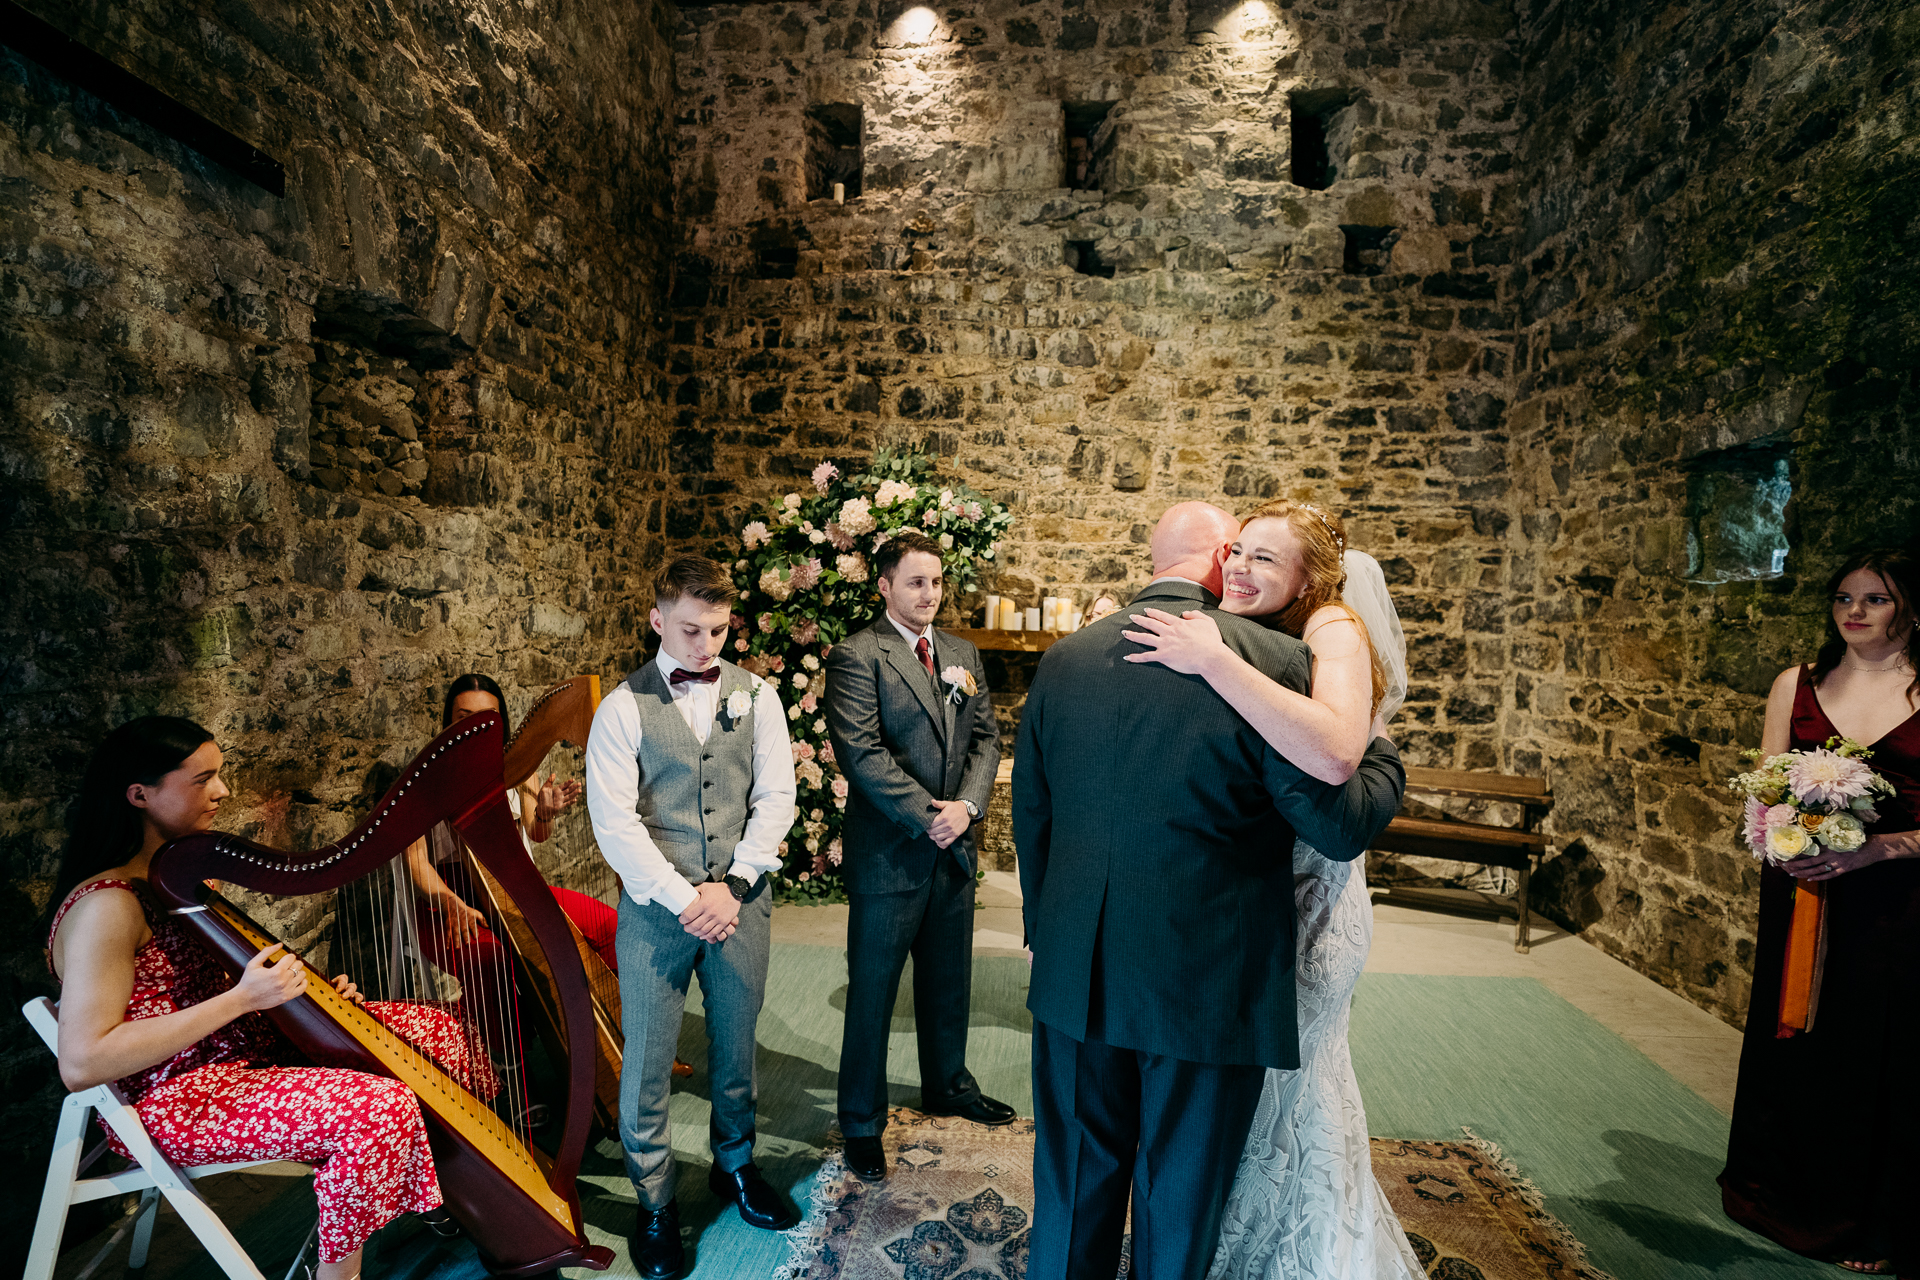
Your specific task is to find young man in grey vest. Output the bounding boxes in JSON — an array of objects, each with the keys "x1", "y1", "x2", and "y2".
[
  {"x1": 825, "y1": 530, "x2": 1011, "y2": 1184},
  {"x1": 585, "y1": 555, "x2": 799, "y2": 1278}
]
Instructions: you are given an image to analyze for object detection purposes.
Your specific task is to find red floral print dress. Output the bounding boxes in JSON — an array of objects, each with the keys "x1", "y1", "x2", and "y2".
[{"x1": 49, "y1": 879, "x2": 497, "y2": 1264}]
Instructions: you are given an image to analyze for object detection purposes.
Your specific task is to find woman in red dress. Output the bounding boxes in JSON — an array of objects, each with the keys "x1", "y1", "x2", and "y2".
[
  {"x1": 47, "y1": 717, "x2": 478, "y2": 1278},
  {"x1": 1721, "y1": 548, "x2": 1920, "y2": 1278}
]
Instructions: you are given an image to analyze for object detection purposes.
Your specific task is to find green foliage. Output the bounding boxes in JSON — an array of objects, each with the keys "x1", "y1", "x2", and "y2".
[{"x1": 720, "y1": 449, "x2": 1013, "y2": 900}]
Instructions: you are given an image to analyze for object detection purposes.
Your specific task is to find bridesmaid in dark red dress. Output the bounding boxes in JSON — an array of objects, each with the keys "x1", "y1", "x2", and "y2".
[{"x1": 1721, "y1": 548, "x2": 1920, "y2": 1278}]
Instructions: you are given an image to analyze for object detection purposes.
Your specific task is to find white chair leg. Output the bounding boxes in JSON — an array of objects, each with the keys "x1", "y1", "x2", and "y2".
[
  {"x1": 128, "y1": 1186, "x2": 161, "y2": 1268},
  {"x1": 107, "y1": 1117, "x2": 267, "y2": 1280},
  {"x1": 24, "y1": 1094, "x2": 94, "y2": 1280}
]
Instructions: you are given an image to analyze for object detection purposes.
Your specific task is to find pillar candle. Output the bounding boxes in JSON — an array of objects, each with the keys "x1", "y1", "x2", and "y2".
[
  {"x1": 999, "y1": 598, "x2": 1019, "y2": 630},
  {"x1": 1025, "y1": 606, "x2": 1041, "y2": 631},
  {"x1": 833, "y1": 182, "x2": 845, "y2": 204},
  {"x1": 984, "y1": 595, "x2": 1001, "y2": 629},
  {"x1": 1070, "y1": 609, "x2": 1085, "y2": 631},
  {"x1": 1041, "y1": 597, "x2": 1060, "y2": 631}
]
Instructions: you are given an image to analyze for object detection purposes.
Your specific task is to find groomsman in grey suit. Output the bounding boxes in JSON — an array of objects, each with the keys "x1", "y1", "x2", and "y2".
[
  {"x1": 585, "y1": 555, "x2": 800, "y2": 1279},
  {"x1": 826, "y1": 530, "x2": 1012, "y2": 1182},
  {"x1": 1013, "y1": 503, "x2": 1408, "y2": 1280}
]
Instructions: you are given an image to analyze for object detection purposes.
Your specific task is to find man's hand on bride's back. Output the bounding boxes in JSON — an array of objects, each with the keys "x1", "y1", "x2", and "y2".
[{"x1": 1122, "y1": 607, "x2": 1227, "y2": 676}]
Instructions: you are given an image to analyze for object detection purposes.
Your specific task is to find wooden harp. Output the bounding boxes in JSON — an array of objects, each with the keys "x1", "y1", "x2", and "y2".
[
  {"x1": 148, "y1": 712, "x2": 615, "y2": 1276},
  {"x1": 469, "y1": 675, "x2": 627, "y2": 1131}
]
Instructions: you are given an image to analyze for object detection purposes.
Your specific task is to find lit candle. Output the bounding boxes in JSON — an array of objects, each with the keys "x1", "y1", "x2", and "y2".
[
  {"x1": 999, "y1": 598, "x2": 1019, "y2": 630},
  {"x1": 984, "y1": 595, "x2": 1001, "y2": 629}
]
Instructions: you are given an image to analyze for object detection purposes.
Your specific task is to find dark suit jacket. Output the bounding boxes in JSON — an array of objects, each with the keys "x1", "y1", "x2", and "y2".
[
  {"x1": 1011, "y1": 580, "x2": 1406, "y2": 1068},
  {"x1": 826, "y1": 618, "x2": 1000, "y2": 895}
]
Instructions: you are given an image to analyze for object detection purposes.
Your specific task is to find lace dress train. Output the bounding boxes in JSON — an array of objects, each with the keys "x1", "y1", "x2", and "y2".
[{"x1": 1208, "y1": 842, "x2": 1423, "y2": 1280}]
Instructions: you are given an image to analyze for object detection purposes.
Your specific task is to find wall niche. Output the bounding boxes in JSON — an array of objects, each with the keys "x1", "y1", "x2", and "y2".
[
  {"x1": 1063, "y1": 100, "x2": 1118, "y2": 191},
  {"x1": 1289, "y1": 87, "x2": 1359, "y2": 190},
  {"x1": 805, "y1": 102, "x2": 863, "y2": 200},
  {"x1": 307, "y1": 290, "x2": 467, "y2": 500},
  {"x1": 1685, "y1": 442, "x2": 1793, "y2": 583}
]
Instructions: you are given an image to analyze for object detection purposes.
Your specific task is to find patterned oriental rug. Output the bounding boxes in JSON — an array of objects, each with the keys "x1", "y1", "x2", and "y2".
[{"x1": 778, "y1": 1109, "x2": 1615, "y2": 1280}]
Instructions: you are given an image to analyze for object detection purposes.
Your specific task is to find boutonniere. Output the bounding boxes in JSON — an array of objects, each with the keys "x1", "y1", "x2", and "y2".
[
  {"x1": 941, "y1": 665, "x2": 977, "y2": 705},
  {"x1": 725, "y1": 688, "x2": 755, "y2": 724}
]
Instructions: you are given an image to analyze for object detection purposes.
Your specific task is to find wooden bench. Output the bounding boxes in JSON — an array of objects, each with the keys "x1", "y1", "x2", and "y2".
[{"x1": 1370, "y1": 767, "x2": 1552, "y2": 953}]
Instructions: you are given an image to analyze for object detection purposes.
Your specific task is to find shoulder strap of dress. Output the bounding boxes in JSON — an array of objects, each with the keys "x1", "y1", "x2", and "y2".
[{"x1": 46, "y1": 878, "x2": 148, "y2": 969}]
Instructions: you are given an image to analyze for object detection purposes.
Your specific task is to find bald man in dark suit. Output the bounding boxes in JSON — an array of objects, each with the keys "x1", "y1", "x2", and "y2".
[{"x1": 1013, "y1": 502, "x2": 1407, "y2": 1280}]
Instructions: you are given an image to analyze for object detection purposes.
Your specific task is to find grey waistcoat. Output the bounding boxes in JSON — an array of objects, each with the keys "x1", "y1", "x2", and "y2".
[{"x1": 625, "y1": 661, "x2": 758, "y2": 884}]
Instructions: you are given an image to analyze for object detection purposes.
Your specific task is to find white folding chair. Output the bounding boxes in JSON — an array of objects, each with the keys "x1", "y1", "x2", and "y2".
[{"x1": 23, "y1": 997, "x2": 317, "y2": 1280}]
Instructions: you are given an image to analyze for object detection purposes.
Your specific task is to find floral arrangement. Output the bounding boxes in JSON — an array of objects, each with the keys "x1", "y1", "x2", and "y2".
[
  {"x1": 1727, "y1": 737, "x2": 1895, "y2": 864},
  {"x1": 725, "y1": 448, "x2": 1013, "y2": 901}
]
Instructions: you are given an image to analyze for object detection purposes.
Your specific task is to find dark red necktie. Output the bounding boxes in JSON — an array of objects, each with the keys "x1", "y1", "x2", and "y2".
[
  {"x1": 669, "y1": 666, "x2": 721, "y2": 685},
  {"x1": 915, "y1": 637, "x2": 935, "y2": 676}
]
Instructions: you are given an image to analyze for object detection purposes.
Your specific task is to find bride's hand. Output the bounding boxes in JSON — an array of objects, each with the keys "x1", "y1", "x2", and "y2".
[{"x1": 1122, "y1": 608, "x2": 1227, "y2": 675}]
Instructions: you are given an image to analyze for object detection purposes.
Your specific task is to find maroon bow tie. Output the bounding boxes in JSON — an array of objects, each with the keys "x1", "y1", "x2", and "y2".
[{"x1": 669, "y1": 666, "x2": 721, "y2": 685}]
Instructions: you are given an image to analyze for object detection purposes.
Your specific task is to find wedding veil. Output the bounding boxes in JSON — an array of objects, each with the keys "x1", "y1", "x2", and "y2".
[{"x1": 1342, "y1": 550, "x2": 1408, "y2": 725}]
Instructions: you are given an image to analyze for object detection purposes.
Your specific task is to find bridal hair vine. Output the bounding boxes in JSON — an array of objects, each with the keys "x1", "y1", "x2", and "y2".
[{"x1": 1296, "y1": 503, "x2": 1345, "y2": 553}]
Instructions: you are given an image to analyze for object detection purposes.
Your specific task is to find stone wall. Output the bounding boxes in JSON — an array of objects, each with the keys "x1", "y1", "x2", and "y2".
[
  {"x1": 0, "y1": 0, "x2": 677, "y2": 1255},
  {"x1": 1505, "y1": 0, "x2": 1920, "y2": 1022},
  {"x1": 666, "y1": 0, "x2": 1529, "y2": 755}
]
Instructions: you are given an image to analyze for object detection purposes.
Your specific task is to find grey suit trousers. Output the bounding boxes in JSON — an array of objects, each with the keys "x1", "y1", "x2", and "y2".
[
  {"x1": 615, "y1": 884, "x2": 772, "y2": 1208},
  {"x1": 836, "y1": 855, "x2": 982, "y2": 1137}
]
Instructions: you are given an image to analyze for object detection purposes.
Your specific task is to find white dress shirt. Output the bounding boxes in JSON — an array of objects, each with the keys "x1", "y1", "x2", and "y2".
[
  {"x1": 888, "y1": 612, "x2": 935, "y2": 655},
  {"x1": 584, "y1": 652, "x2": 797, "y2": 915}
]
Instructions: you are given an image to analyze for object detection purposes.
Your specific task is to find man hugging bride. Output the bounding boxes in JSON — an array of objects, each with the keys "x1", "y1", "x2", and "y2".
[{"x1": 1014, "y1": 499, "x2": 1424, "y2": 1280}]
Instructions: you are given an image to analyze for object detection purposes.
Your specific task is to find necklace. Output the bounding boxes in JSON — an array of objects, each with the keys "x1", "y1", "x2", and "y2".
[{"x1": 1843, "y1": 653, "x2": 1912, "y2": 673}]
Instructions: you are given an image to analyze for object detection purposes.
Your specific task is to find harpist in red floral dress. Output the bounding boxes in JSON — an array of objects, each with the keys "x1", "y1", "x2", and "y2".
[{"x1": 46, "y1": 717, "x2": 490, "y2": 1279}]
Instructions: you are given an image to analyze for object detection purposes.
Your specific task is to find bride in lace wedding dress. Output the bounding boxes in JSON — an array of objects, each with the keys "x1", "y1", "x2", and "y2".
[{"x1": 1125, "y1": 504, "x2": 1423, "y2": 1280}]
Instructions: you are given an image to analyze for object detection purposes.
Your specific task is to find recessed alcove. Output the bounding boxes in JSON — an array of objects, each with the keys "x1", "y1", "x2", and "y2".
[
  {"x1": 1290, "y1": 88, "x2": 1358, "y2": 190},
  {"x1": 1065, "y1": 239, "x2": 1114, "y2": 277},
  {"x1": 1063, "y1": 100, "x2": 1117, "y2": 191},
  {"x1": 1340, "y1": 225, "x2": 1398, "y2": 275},
  {"x1": 805, "y1": 102, "x2": 863, "y2": 201},
  {"x1": 1684, "y1": 442, "x2": 1793, "y2": 583}
]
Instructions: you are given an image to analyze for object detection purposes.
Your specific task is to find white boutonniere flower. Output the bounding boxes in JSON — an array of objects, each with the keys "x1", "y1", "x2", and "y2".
[
  {"x1": 941, "y1": 664, "x2": 977, "y2": 705},
  {"x1": 726, "y1": 689, "x2": 755, "y2": 723}
]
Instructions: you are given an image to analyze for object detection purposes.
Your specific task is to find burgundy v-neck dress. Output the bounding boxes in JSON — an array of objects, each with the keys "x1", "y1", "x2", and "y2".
[{"x1": 1721, "y1": 665, "x2": 1920, "y2": 1274}]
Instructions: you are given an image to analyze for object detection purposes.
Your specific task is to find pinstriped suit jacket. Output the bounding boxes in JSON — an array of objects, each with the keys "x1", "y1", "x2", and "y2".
[
  {"x1": 826, "y1": 619, "x2": 1000, "y2": 895},
  {"x1": 1012, "y1": 580, "x2": 1406, "y2": 1068}
]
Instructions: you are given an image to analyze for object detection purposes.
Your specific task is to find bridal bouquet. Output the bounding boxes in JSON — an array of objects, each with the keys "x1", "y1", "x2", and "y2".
[{"x1": 1726, "y1": 737, "x2": 1894, "y2": 865}]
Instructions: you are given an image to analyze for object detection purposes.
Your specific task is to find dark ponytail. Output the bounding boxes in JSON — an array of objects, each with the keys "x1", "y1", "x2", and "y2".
[
  {"x1": 443, "y1": 673, "x2": 510, "y2": 736},
  {"x1": 51, "y1": 716, "x2": 214, "y2": 908}
]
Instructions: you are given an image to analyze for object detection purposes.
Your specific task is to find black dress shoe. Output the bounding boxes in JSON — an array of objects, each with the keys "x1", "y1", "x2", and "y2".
[
  {"x1": 844, "y1": 1135, "x2": 888, "y2": 1182},
  {"x1": 630, "y1": 1199, "x2": 684, "y2": 1279},
  {"x1": 924, "y1": 1093, "x2": 1017, "y2": 1126},
  {"x1": 708, "y1": 1161, "x2": 800, "y2": 1231}
]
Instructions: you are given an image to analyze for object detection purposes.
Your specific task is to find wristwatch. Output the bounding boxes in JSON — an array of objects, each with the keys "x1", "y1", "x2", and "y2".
[
  {"x1": 961, "y1": 799, "x2": 980, "y2": 820},
  {"x1": 723, "y1": 874, "x2": 752, "y2": 901}
]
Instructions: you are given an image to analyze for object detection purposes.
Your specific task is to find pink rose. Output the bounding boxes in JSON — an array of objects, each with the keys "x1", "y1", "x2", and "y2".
[
  {"x1": 831, "y1": 776, "x2": 849, "y2": 800},
  {"x1": 800, "y1": 692, "x2": 818, "y2": 712},
  {"x1": 819, "y1": 742, "x2": 835, "y2": 764},
  {"x1": 1764, "y1": 803, "x2": 1798, "y2": 829}
]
